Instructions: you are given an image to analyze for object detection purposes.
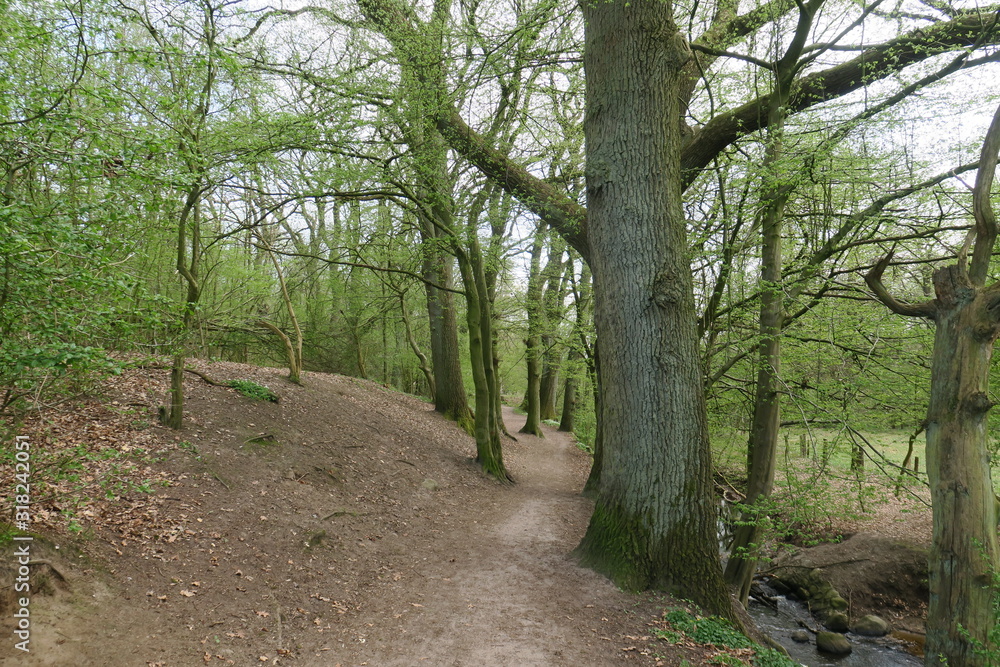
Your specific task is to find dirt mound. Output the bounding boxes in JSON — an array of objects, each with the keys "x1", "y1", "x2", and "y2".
[
  {"x1": 0, "y1": 363, "x2": 667, "y2": 666},
  {"x1": 769, "y1": 532, "x2": 929, "y2": 633}
]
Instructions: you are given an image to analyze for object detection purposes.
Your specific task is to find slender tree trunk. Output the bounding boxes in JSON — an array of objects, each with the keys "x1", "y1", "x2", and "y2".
[
  {"x1": 383, "y1": 0, "x2": 473, "y2": 432},
  {"x1": 260, "y1": 243, "x2": 303, "y2": 385},
  {"x1": 560, "y1": 261, "x2": 591, "y2": 434},
  {"x1": 538, "y1": 355, "x2": 560, "y2": 421},
  {"x1": 423, "y1": 234, "x2": 474, "y2": 432},
  {"x1": 257, "y1": 320, "x2": 301, "y2": 384},
  {"x1": 558, "y1": 346, "x2": 580, "y2": 432},
  {"x1": 484, "y1": 188, "x2": 517, "y2": 440},
  {"x1": 723, "y1": 0, "x2": 820, "y2": 599},
  {"x1": 164, "y1": 352, "x2": 185, "y2": 429},
  {"x1": 165, "y1": 187, "x2": 202, "y2": 430},
  {"x1": 539, "y1": 239, "x2": 568, "y2": 421},
  {"x1": 399, "y1": 292, "x2": 435, "y2": 397},
  {"x1": 725, "y1": 110, "x2": 789, "y2": 605},
  {"x1": 574, "y1": 0, "x2": 734, "y2": 618},
  {"x1": 521, "y1": 228, "x2": 545, "y2": 436},
  {"x1": 458, "y1": 241, "x2": 512, "y2": 482}
]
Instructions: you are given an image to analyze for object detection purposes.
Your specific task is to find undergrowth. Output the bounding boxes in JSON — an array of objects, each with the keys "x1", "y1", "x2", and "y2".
[
  {"x1": 227, "y1": 379, "x2": 278, "y2": 402},
  {"x1": 655, "y1": 607, "x2": 799, "y2": 667}
]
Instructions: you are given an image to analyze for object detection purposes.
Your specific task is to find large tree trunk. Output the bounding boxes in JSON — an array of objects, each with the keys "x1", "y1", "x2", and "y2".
[
  {"x1": 866, "y1": 102, "x2": 1000, "y2": 667},
  {"x1": 574, "y1": 0, "x2": 734, "y2": 618},
  {"x1": 923, "y1": 265, "x2": 1000, "y2": 666}
]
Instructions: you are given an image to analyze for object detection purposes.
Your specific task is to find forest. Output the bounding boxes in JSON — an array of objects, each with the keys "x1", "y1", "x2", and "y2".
[{"x1": 2, "y1": 0, "x2": 1000, "y2": 664}]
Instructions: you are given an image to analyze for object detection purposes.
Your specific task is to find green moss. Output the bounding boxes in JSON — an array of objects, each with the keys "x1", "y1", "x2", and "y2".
[{"x1": 574, "y1": 501, "x2": 652, "y2": 592}]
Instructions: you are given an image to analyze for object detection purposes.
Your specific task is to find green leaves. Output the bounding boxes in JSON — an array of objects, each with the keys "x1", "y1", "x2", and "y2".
[{"x1": 226, "y1": 379, "x2": 279, "y2": 402}]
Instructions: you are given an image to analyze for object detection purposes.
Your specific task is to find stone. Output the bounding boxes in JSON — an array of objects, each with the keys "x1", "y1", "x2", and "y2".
[
  {"x1": 791, "y1": 629, "x2": 811, "y2": 643},
  {"x1": 421, "y1": 478, "x2": 440, "y2": 492},
  {"x1": 824, "y1": 611, "x2": 850, "y2": 632},
  {"x1": 816, "y1": 631, "x2": 852, "y2": 655},
  {"x1": 853, "y1": 614, "x2": 890, "y2": 637}
]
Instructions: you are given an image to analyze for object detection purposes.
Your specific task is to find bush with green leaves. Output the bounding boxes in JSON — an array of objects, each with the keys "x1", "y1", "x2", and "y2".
[
  {"x1": 227, "y1": 379, "x2": 278, "y2": 402},
  {"x1": 0, "y1": 204, "x2": 150, "y2": 422},
  {"x1": 661, "y1": 608, "x2": 753, "y2": 648}
]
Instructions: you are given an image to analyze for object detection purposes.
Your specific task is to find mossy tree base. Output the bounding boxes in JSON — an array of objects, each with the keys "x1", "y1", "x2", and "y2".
[
  {"x1": 442, "y1": 404, "x2": 475, "y2": 438},
  {"x1": 574, "y1": 500, "x2": 735, "y2": 623}
]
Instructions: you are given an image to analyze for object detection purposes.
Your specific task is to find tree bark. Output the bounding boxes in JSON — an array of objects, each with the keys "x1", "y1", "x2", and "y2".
[
  {"x1": 723, "y1": 0, "x2": 820, "y2": 602},
  {"x1": 558, "y1": 346, "x2": 580, "y2": 433},
  {"x1": 422, "y1": 233, "x2": 473, "y2": 432},
  {"x1": 398, "y1": 291, "x2": 435, "y2": 397},
  {"x1": 539, "y1": 237, "x2": 569, "y2": 421},
  {"x1": 399, "y1": 4, "x2": 473, "y2": 433},
  {"x1": 457, "y1": 236, "x2": 513, "y2": 483},
  {"x1": 560, "y1": 262, "x2": 590, "y2": 435},
  {"x1": 520, "y1": 228, "x2": 545, "y2": 436},
  {"x1": 573, "y1": 0, "x2": 735, "y2": 618},
  {"x1": 259, "y1": 242, "x2": 303, "y2": 385},
  {"x1": 922, "y1": 266, "x2": 1000, "y2": 666},
  {"x1": 866, "y1": 102, "x2": 1000, "y2": 667}
]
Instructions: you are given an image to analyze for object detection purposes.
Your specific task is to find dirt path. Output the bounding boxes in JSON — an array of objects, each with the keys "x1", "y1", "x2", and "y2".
[
  {"x1": 333, "y1": 408, "x2": 650, "y2": 666},
  {"x1": 1, "y1": 367, "x2": 662, "y2": 667}
]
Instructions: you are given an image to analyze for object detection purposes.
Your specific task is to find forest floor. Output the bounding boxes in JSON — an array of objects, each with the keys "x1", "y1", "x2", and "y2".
[{"x1": 0, "y1": 362, "x2": 929, "y2": 666}]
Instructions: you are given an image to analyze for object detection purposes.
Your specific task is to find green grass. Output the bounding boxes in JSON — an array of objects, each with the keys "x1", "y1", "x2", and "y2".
[
  {"x1": 712, "y1": 426, "x2": 923, "y2": 474},
  {"x1": 711, "y1": 425, "x2": 939, "y2": 546}
]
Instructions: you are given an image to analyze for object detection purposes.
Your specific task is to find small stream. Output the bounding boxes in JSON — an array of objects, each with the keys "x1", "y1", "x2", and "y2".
[
  {"x1": 747, "y1": 596, "x2": 921, "y2": 667},
  {"x1": 718, "y1": 501, "x2": 921, "y2": 666}
]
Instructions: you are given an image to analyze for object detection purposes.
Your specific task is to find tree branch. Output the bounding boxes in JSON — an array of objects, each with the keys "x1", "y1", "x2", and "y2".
[
  {"x1": 682, "y1": 7, "x2": 1000, "y2": 187},
  {"x1": 970, "y1": 101, "x2": 1000, "y2": 285},
  {"x1": 864, "y1": 249, "x2": 938, "y2": 318}
]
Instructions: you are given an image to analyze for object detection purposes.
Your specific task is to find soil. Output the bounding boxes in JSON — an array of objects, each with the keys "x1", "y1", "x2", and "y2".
[
  {"x1": 0, "y1": 363, "x2": 676, "y2": 666},
  {"x1": 767, "y1": 532, "x2": 929, "y2": 634},
  {"x1": 0, "y1": 361, "x2": 933, "y2": 666}
]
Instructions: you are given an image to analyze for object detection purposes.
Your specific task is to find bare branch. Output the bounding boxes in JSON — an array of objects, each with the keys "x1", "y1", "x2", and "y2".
[
  {"x1": 970, "y1": 101, "x2": 1000, "y2": 285},
  {"x1": 864, "y1": 249, "x2": 938, "y2": 318}
]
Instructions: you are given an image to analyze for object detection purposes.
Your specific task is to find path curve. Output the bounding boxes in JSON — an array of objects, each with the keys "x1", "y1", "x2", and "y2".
[{"x1": 328, "y1": 407, "x2": 647, "y2": 666}]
